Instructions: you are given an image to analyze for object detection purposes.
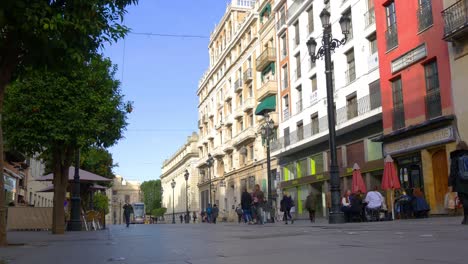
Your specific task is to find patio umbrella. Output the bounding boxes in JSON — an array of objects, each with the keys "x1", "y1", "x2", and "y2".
[
  {"x1": 381, "y1": 155, "x2": 401, "y2": 220},
  {"x1": 351, "y1": 163, "x2": 367, "y2": 194},
  {"x1": 38, "y1": 167, "x2": 112, "y2": 182}
]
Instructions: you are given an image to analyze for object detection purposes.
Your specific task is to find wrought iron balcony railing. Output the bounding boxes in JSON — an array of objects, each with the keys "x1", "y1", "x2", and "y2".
[
  {"x1": 425, "y1": 89, "x2": 442, "y2": 119},
  {"x1": 393, "y1": 106, "x2": 405, "y2": 130},
  {"x1": 256, "y1": 47, "x2": 276, "y2": 71},
  {"x1": 442, "y1": 0, "x2": 468, "y2": 40}
]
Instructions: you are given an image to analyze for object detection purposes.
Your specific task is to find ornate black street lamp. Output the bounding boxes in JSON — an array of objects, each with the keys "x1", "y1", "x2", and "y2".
[
  {"x1": 69, "y1": 148, "x2": 82, "y2": 231},
  {"x1": 206, "y1": 154, "x2": 214, "y2": 206},
  {"x1": 171, "y1": 179, "x2": 176, "y2": 224},
  {"x1": 260, "y1": 113, "x2": 275, "y2": 223},
  {"x1": 306, "y1": 9, "x2": 351, "y2": 224},
  {"x1": 184, "y1": 169, "x2": 190, "y2": 224}
]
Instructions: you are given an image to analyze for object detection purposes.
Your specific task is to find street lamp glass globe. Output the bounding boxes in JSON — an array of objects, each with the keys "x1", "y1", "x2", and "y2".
[
  {"x1": 306, "y1": 38, "x2": 317, "y2": 57},
  {"x1": 339, "y1": 15, "x2": 351, "y2": 37},
  {"x1": 184, "y1": 170, "x2": 189, "y2": 181},
  {"x1": 171, "y1": 179, "x2": 176, "y2": 189},
  {"x1": 319, "y1": 9, "x2": 331, "y2": 28}
]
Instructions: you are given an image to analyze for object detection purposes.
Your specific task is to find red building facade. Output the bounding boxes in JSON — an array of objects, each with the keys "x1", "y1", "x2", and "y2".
[{"x1": 374, "y1": 0, "x2": 456, "y2": 214}]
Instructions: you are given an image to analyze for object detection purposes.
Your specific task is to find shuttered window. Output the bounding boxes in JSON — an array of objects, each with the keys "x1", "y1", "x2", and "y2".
[{"x1": 346, "y1": 141, "x2": 365, "y2": 168}]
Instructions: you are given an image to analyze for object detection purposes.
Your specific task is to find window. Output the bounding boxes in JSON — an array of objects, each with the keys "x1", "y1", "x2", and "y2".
[
  {"x1": 283, "y1": 95, "x2": 290, "y2": 121},
  {"x1": 385, "y1": 1, "x2": 398, "y2": 51},
  {"x1": 417, "y1": 0, "x2": 433, "y2": 31},
  {"x1": 249, "y1": 112, "x2": 254, "y2": 127},
  {"x1": 311, "y1": 75, "x2": 317, "y2": 92},
  {"x1": 296, "y1": 85, "x2": 303, "y2": 113},
  {"x1": 248, "y1": 85, "x2": 253, "y2": 98},
  {"x1": 295, "y1": 53, "x2": 301, "y2": 80},
  {"x1": 346, "y1": 94, "x2": 358, "y2": 120},
  {"x1": 294, "y1": 21, "x2": 300, "y2": 47},
  {"x1": 284, "y1": 127, "x2": 290, "y2": 146},
  {"x1": 307, "y1": 6, "x2": 314, "y2": 34},
  {"x1": 238, "y1": 119, "x2": 244, "y2": 132},
  {"x1": 249, "y1": 145, "x2": 254, "y2": 161},
  {"x1": 369, "y1": 79, "x2": 381, "y2": 110},
  {"x1": 280, "y1": 34, "x2": 287, "y2": 59},
  {"x1": 424, "y1": 61, "x2": 441, "y2": 119},
  {"x1": 238, "y1": 93, "x2": 243, "y2": 108},
  {"x1": 311, "y1": 113, "x2": 319, "y2": 135},
  {"x1": 346, "y1": 141, "x2": 365, "y2": 167},
  {"x1": 282, "y1": 64, "x2": 288, "y2": 90},
  {"x1": 368, "y1": 33, "x2": 377, "y2": 54},
  {"x1": 220, "y1": 130, "x2": 223, "y2": 144},
  {"x1": 392, "y1": 78, "x2": 405, "y2": 129},
  {"x1": 297, "y1": 121, "x2": 304, "y2": 141},
  {"x1": 309, "y1": 153, "x2": 324, "y2": 175},
  {"x1": 345, "y1": 49, "x2": 356, "y2": 84},
  {"x1": 229, "y1": 154, "x2": 233, "y2": 169},
  {"x1": 343, "y1": 9, "x2": 353, "y2": 39}
]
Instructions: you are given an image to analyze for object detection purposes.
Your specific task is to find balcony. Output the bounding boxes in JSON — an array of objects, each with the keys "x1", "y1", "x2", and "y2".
[
  {"x1": 310, "y1": 91, "x2": 319, "y2": 106},
  {"x1": 243, "y1": 68, "x2": 253, "y2": 84},
  {"x1": 296, "y1": 99, "x2": 303, "y2": 114},
  {"x1": 425, "y1": 89, "x2": 442, "y2": 119},
  {"x1": 283, "y1": 108, "x2": 290, "y2": 121},
  {"x1": 234, "y1": 127, "x2": 256, "y2": 147},
  {"x1": 385, "y1": 23, "x2": 398, "y2": 51},
  {"x1": 442, "y1": 0, "x2": 468, "y2": 41},
  {"x1": 345, "y1": 65, "x2": 356, "y2": 85},
  {"x1": 335, "y1": 92, "x2": 382, "y2": 126},
  {"x1": 225, "y1": 113, "x2": 233, "y2": 125},
  {"x1": 287, "y1": 0, "x2": 305, "y2": 20},
  {"x1": 256, "y1": 47, "x2": 276, "y2": 71},
  {"x1": 276, "y1": 14, "x2": 286, "y2": 31},
  {"x1": 257, "y1": 79, "x2": 277, "y2": 101},
  {"x1": 417, "y1": 1, "x2": 433, "y2": 31},
  {"x1": 234, "y1": 106, "x2": 244, "y2": 118},
  {"x1": 234, "y1": 78, "x2": 243, "y2": 92},
  {"x1": 364, "y1": 7, "x2": 375, "y2": 28},
  {"x1": 393, "y1": 106, "x2": 405, "y2": 130},
  {"x1": 243, "y1": 97, "x2": 255, "y2": 112}
]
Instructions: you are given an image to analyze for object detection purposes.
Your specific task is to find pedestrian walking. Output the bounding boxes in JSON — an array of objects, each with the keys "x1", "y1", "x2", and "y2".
[
  {"x1": 123, "y1": 202, "x2": 133, "y2": 228},
  {"x1": 235, "y1": 205, "x2": 243, "y2": 223},
  {"x1": 206, "y1": 204, "x2": 213, "y2": 223},
  {"x1": 193, "y1": 212, "x2": 197, "y2": 223},
  {"x1": 449, "y1": 141, "x2": 468, "y2": 225},
  {"x1": 179, "y1": 214, "x2": 183, "y2": 224},
  {"x1": 212, "y1": 204, "x2": 219, "y2": 224},
  {"x1": 305, "y1": 192, "x2": 315, "y2": 223},
  {"x1": 241, "y1": 189, "x2": 253, "y2": 223},
  {"x1": 280, "y1": 192, "x2": 294, "y2": 224},
  {"x1": 252, "y1": 184, "x2": 265, "y2": 225}
]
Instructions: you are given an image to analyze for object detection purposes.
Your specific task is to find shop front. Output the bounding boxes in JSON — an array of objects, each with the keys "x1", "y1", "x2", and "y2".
[{"x1": 383, "y1": 124, "x2": 457, "y2": 214}]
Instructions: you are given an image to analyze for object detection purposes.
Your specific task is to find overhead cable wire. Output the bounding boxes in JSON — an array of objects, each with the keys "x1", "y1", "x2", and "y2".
[{"x1": 129, "y1": 31, "x2": 209, "y2": 39}]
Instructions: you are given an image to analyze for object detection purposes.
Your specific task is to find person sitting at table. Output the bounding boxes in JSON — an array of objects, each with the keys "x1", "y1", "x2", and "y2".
[
  {"x1": 364, "y1": 186, "x2": 384, "y2": 221},
  {"x1": 341, "y1": 190, "x2": 353, "y2": 222},
  {"x1": 412, "y1": 188, "x2": 430, "y2": 218}
]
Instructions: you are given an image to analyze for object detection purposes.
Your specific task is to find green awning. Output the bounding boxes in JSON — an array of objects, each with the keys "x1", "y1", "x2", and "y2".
[
  {"x1": 255, "y1": 95, "x2": 276, "y2": 116},
  {"x1": 259, "y1": 3, "x2": 272, "y2": 23}
]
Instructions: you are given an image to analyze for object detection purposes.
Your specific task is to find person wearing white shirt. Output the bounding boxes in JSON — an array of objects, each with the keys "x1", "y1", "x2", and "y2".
[{"x1": 365, "y1": 187, "x2": 384, "y2": 209}]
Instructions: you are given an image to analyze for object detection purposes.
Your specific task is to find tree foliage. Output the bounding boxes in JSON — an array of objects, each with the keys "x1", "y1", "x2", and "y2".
[
  {"x1": 140, "y1": 180, "x2": 162, "y2": 214},
  {"x1": 93, "y1": 193, "x2": 110, "y2": 215},
  {"x1": 3, "y1": 55, "x2": 129, "y2": 234},
  {"x1": 80, "y1": 147, "x2": 116, "y2": 180},
  {"x1": 151, "y1": 208, "x2": 167, "y2": 217}
]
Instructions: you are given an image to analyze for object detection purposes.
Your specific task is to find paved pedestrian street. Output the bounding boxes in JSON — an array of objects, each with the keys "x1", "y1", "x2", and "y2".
[{"x1": 1, "y1": 217, "x2": 467, "y2": 264}]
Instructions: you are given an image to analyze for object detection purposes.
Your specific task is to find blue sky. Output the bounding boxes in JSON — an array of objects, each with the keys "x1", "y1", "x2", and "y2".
[{"x1": 104, "y1": 1, "x2": 228, "y2": 182}]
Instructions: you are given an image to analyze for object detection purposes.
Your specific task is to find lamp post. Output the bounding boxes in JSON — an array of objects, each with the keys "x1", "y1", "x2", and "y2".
[
  {"x1": 260, "y1": 113, "x2": 275, "y2": 223},
  {"x1": 206, "y1": 154, "x2": 214, "y2": 206},
  {"x1": 69, "y1": 147, "x2": 82, "y2": 231},
  {"x1": 184, "y1": 169, "x2": 190, "y2": 224},
  {"x1": 306, "y1": 9, "x2": 351, "y2": 224},
  {"x1": 171, "y1": 179, "x2": 176, "y2": 224}
]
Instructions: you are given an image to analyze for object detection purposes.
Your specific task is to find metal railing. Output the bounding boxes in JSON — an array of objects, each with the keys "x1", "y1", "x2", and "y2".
[
  {"x1": 425, "y1": 89, "x2": 442, "y2": 119},
  {"x1": 234, "y1": 78, "x2": 243, "y2": 92},
  {"x1": 296, "y1": 99, "x2": 303, "y2": 114},
  {"x1": 256, "y1": 47, "x2": 276, "y2": 70},
  {"x1": 283, "y1": 108, "x2": 290, "y2": 121},
  {"x1": 287, "y1": 0, "x2": 306, "y2": 19},
  {"x1": 442, "y1": 0, "x2": 468, "y2": 38},
  {"x1": 385, "y1": 23, "x2": 398, "y2": 51},
  {"x1": 393, "y1": 106, "x2": 405, "y2": 130},
  {"x1": 243, "y1": 68, "x2": 253, "y2": 82},
  {"x1": 335, "y1": 92, "x2": 382, "y2": 125},
  {"x1": 417, "y1": 1, "x2": 433, "y2": 31},
  {"x1": 364, "y1": 7, "x2": 375, "y2": 28},
  {"x1": 345, "y1": 65, "x2": 356, "y2": 84}
]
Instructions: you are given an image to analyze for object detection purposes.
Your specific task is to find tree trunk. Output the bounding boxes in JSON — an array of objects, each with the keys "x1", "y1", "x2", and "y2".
[
  {"x1": 52, "y1": 146, "x2": 73, "y2": 234},
  {"x1": 0, "y1": 85, "x2": 7, "y2": 247}
]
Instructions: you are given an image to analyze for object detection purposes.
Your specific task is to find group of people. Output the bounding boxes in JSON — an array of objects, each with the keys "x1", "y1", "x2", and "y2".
[
  {"x1": 201, "y1": 204, "x2": 220, "y2": 223},
  {"x1": 340, "y1": 187, "x2": 390, "y2": 222},
  {"x1": 236, "y1": 184, "x2": 266, "y2": 225}
]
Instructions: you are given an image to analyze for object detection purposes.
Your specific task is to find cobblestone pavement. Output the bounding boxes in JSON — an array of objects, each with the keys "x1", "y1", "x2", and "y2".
[{"x1": 1, "y1": 217, "x2": 467, "y2": 264}]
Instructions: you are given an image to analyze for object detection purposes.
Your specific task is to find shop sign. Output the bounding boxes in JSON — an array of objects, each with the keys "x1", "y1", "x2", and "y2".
[
  {"x1": 384, "y1": 126, "x2": 455, "y2": 155},
  {"x1": 391, "y1": 44, "x2": 427, "y2": 73},
  {"x1": 3, "y1": 174, "x2": 16, "y2": 191}
]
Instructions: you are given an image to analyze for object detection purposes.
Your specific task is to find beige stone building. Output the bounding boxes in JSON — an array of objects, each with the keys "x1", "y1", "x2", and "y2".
[
  {"x1": 196, "y1": 0, "x2": 278, "y2": 222},
  {"x1": 160, "y1": 133, "x2": 200, "y2": 221},
  {"x1": 441, "y1": 0, "x2": 468, "y2": 142},
  {"x1": 109, "y1": 175, "x2": 141, "y2": 224}
]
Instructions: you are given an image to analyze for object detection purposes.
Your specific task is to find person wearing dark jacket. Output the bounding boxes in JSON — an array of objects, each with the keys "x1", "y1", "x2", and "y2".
[
  {"x1": 211, "y1": 204, "x2": 219, "y2": 224},
  {"x1": 305, "y1": 193, "x2": 315, "y2": 223},
  {"x1": 241, "y1": 189, "x2": 253, "y2": 223},
  {"x1": 449, "y1": 141, "x2": 468, "y2": 225},
  {"x1": 123, "y1": 203, "x2": 133, "y2": 227},
  {"x1": 280, "y1": 192, "x2": 294, "y2": 224}
]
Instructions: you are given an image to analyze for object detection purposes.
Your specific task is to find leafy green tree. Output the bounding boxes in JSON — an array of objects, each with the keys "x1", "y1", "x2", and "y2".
[
  {"x1": 3, "y1": 55, "x2": 129, "y2": 235},
  {"x1": 151, "y1": 208, "x2": 167, "y2": 218},
  {"x1": 0, "y1": 0, "x2": 137, "y2": 246},
  {"x1": 80, "y1": 147, "x2": 116, "y2": 181},
  {"x1": 93, "y1": 192, "x2": 110, "y2": 229},
  {"x1": 140, "y1": 180, "x2": 162, "y2": 214}
]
